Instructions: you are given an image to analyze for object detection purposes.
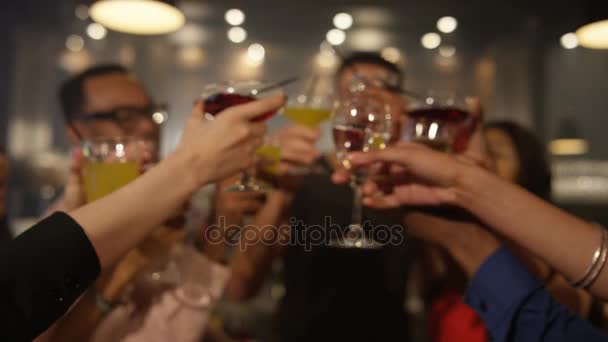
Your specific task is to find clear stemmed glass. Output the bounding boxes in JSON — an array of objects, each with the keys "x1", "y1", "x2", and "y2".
[
  {"x1": 403, "y1": 91, "x2": 473, "y2": 152},
  {"x1": 331, "y1": 94, "x2": 392, "y2": 249},
  {"x1": 200, "y1": 81, "x2": 281, "y2": 192}
]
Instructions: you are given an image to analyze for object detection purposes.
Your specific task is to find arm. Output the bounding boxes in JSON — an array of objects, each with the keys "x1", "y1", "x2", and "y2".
[
  {"x1": 348, "y1": 145, "x2": 608, "y2": 300},
  {"x1": 226, "y1": 125, "x2": 321, "y2": 301},
  {"x1": 226, "y1": 190, "x2": 293, "y2": 301},
  {"x1": 464, "y1": 246, "x2": 608, "y2": 342},
  {"x1": 0, "y1": 95, "x2": 284, "y2": 341}
]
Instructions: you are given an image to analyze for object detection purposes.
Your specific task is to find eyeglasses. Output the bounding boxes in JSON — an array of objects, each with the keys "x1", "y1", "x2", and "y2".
[{"x1": 72, "y1": 104, "x2": 169, "y2": 130}]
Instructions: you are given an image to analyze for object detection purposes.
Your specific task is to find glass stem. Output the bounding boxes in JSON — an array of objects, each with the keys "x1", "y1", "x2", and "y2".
[
  {"x1": 240, "y1": 171, "x2": 252, "y2": 187},
  {"x1": 350, "y1": 174, "x2": 363, "y2": 233}
]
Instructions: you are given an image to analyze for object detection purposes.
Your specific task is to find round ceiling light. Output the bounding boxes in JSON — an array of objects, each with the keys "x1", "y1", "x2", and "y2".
[
  {"x1": 576, "y1": 19, "x2": 608, "y2": 49},
  {"x1": 90, "y1": 0, "x2": 185, "y2": 35}
]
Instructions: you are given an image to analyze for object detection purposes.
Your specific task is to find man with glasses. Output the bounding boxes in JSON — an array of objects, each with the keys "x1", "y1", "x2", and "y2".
[
  {"x1": 41, "y1": 65, "x2": 178, "y2": 341},
  {"x1": 60, "y1": 65, "x2": 164, "y2": 161}
]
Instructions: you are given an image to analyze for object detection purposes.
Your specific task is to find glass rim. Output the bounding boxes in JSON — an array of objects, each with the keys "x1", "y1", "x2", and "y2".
[
  {"x1": 200, "y1": 80, "x2": 277, "y2": 99},
  {"x1": 408, "y1": 90, "x2": 474, "y2": 110},
  {"x1": 80, "y1": 136, "x2": 151, "y2": 145}
]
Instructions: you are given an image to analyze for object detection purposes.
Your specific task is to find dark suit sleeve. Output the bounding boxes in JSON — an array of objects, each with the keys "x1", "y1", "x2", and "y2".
[{"x1": 0, "y1": 212, "x2": 101, "y2": 341}]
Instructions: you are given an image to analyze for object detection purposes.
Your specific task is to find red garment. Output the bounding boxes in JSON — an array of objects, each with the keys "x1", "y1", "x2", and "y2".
[{"x1": 428, "y1": 289, "x2": 488, "y2": 342}]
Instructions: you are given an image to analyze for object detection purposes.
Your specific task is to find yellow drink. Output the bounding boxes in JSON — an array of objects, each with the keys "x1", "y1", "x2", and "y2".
[
  {"x1": 255, "y1": 145, "x2": 281, "y2": 175},
  {"x1": 284, "y1": 107, "x2": 332, "y2": 127},
  {"x1": 82, "y1": 161, "x2": 140, "y2": 202},
  {"x1": 364, "y1": 134, "x2": 387, "y2": 152}
]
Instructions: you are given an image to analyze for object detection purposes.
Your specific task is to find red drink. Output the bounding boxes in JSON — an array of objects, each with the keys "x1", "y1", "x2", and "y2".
[
  {"x1": 408, "y1": 107, "x2": 468, "y2": 123},
  {"x1": 333, "y1": 124, "x2": 366, "y2": 153},
  {"x1": 203, "y1": 93, "x2": 276, "y2": 121},
  {"x1": 407, "y1": 106, "x2": 471, "y2": 152}
]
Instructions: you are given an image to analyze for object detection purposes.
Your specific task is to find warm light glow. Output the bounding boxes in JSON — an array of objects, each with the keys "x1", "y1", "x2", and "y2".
[
  {"x1": 316, "y1": 51, "x2": 338, "y2": 69},
  {"x1": 75, "y1": 4, "x2": 89, "y2": 20},
  {"x1": 421, "y1": 32, "x2": 441, "y2": 49},
  {"x1": 225, "y1": 8, "x2": 245, "y2": 26},
  {"x1": 66, "y1": 35, "x2": 85, "y2": 52},
  {"x1": 59, "y1": 50, "x2": 93, "y2": 73},
  {"x1": 87, "y1": 23, "x2": 107, "y2": 40},
  {"x1": 152, "y1": 111, "x2": 166, "y2": 124},
  {"x1": 576, "y1": 20, "x2": 608, "y2": 50},
  {"x1": 560, "y1": 33, "x2": 579, "y2": 49},
  {"x1": 326, "y1": 28, "x2": 346, "y2": 46},
  {"x1": 320, "y1": 41, "x2": 335, "y2": 55},
  {"x1": 227, "y1": 26, "x2": 247, "y2": 43},
  {"x1": 439, "y1": 45, "x2": 456, "y2": 57},
  {"x1": 549, "y1": 139, "x2": 589, "y2": 155},
  {"x1": 333, "y1": 12, "x2": 353, "y2": 30},
  {"x1": 246, "y1": 43, "x2": 265, "y2": 65},
  {"x1": 350, "y1": 28, "x2": 387, "y2": 51},
  {"x1": 381, "y1": 46, "x2": 401, "y2": 64},
  {"x1": 437, "y1": 16, "x2": 458, "y2": 33},
  {"x1": 171, "y1": 24, "x2": 208, "y2": 45},
  {"x1": 177, "y1": 46, "x2": 206, "y2": 68},
  {"x1": 90, "y1": 0, "x2": 185, "y2": 35}
]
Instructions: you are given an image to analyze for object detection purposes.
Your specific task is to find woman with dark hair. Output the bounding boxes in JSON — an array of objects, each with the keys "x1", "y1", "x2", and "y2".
[
  {"x1": 484, "y1": 121, "x2": 552, "y2": 200},
  {"x1": 484, "y1": 120, "x2": 594, "y2": 317},
  {"x1": 412, "y1": 121, "x2": 592, "y2": 342}
]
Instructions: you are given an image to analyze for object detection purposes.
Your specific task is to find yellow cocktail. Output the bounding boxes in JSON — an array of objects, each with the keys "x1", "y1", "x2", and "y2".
[
  {"x1": 283, "y1": 107, "x2": 332, "y2": 127},
  {"x1": 82, "y1": 161, "x2": 139, "y2": 202},
  {"x1": 81, "y1": 138, "x2": 146, "y2": 202},
  {"x1": 255, "y1": 145, "x2": 281, "y2": 175}
]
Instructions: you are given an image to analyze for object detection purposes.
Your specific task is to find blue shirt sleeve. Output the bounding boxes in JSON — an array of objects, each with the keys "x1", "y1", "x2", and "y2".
[{"x1": 464, "y1": 246, "x2": 608, "y2": 342}]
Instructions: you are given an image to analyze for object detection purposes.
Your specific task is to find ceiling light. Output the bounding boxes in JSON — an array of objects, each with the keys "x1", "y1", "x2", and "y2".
[
  {"x1": 549, "y1": 139, "x2": 589, "y2": 155},
  {"x1": 171, "y1": 24, "x2": 207, "y2": 45},
  {"x1": 227, "y1": 27, "x2": 247, "y2": 43},
  {"x1": 550, "y1": 117, "x2": 588, "y2": 155},
  {"x1": 86, "y1": 23, "x2": 107, "y2": 40},
  {"x1": 90, "y1": 0, "x2": 185, "y2": 35},
  {"x1": 66, "y1": 35, "x2": 85, "y2": 52},
  {"x1": 225, "y1": 8, "x2": 245, "y2": 26},
  {"x1": 333, "y1": 12, "x2": 353, "y2": 30},
  {"x1": 421, "y1": 32, "x2": 441, "y2": 49},
  {"x1": 437, "y1": 16, "x2": 458, "y2": 33},
  {"x1": 381, "y1": 46, "x2": 401, "y2": 64},
  {"x1": 560, "y1": 33, "x2": 579, "y2": 49},
  {"x1": 577, "y1": 20, "x2": 608, "y2": 49},
  {"x1": 247, "y1": 43, "x2": 265, "y2": 65},
  {"x1": 438, "y1": 45, "x2": 456, "y2": 57},
  {"x1": 326, "y1": 28, "x2": 346, "y2": 46},
  {"x1": 349, "y1": 28, "x2": 387, "y2": 51}
]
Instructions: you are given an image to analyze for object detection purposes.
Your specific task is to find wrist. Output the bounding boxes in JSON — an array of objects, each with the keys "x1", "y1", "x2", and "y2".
[
  {"x1": 452, "y1": 163, "x2": 496, "y2": 212},
  {"x1": 168, "y1": 148, "x2": 208, "y2": 194},
  {"x1": 446, "y1": 226, "x2": 501, "y2": 278}
]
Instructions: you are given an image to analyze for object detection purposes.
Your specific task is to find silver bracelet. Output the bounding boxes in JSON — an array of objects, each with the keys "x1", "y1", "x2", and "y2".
[
  {"x1": 580, "y1": 228, "x2": 608, "y2": 289},
  {"x1": 571, "y1": 225, "x2": 607, "y2": 288}
]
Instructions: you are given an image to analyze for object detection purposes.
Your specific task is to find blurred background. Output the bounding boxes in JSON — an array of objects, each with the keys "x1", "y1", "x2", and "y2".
[
  {"x1": 1, "y1": 0, "x2": 607, "y2": 230},
  {"x1": 1, "y1": 1, "x2": 608, "y2": 341}
]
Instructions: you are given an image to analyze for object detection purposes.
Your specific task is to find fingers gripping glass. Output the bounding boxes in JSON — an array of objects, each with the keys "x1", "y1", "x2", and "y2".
[
  {"x1": 331, "y1": 96, "x2": 391, "y2": 249},
  {"x1": 200, "y1": 81, "x2": 281, "y2": 193}
]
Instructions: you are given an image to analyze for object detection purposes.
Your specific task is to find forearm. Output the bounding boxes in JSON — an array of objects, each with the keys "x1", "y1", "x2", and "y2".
[
  {"x1": 70, "y1": 150, "x2": 201, "y2": 270},
  {"x1": 456, "y1": 166, "x2": 606, "y2": 298},
  {"x1": 227, "y1": 191, "x2": 292, "y2": 300}
]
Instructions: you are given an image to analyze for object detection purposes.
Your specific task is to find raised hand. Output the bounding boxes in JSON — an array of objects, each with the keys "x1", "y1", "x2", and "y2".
[{"x1": 176, "y1": 94, "x2": 285, "y2": 187}]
